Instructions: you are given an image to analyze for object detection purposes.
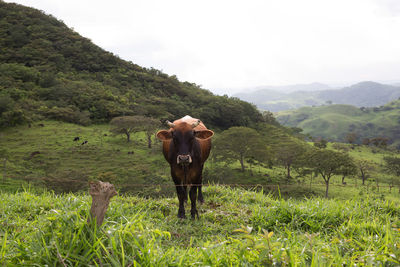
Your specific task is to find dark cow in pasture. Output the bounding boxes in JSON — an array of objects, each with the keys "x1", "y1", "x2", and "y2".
[
  {"x1": 156, "y1": 115, "x2": 214, "y2": 219},
  {"x1": 73, "y1": 137, "x2": 80, "y2": 141},
  {"x1": 29, "y1": 151, "x2": 41, "y2": 159}
]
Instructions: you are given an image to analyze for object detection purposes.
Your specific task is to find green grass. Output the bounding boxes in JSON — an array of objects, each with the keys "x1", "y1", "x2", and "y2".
[
  {"x1": 0, "y1": 120, "x2": 172, "y2": 195},
  {"x1": 1, "y1": 121, "x2": 400, "y2": 265},
  {"x1": 1, "y1": 185, "x2": 399, "y2": 266},
  {"x1": 1, "y1": 120, "x2": 399, "y2": 201},
  {"x1": 276, "y1": 102, "x2": 400, "y2": 147}
]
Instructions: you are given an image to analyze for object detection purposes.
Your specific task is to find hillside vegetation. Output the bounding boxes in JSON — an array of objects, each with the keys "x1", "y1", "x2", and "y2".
[
  {"x1": 0, "y1": 1, "x2": 263, "y2": 130},
  {"x1": 1, "y1": 120, "x2": 399, "y2": 200},
  {"x1": 235, "y1": 81, "x2": 400, "y2": 112},
  {"x1": 0, "y1": 120, "x2": 301, "y2": 195},
  {"x1": 276, "y1": 99, "x2": 400, "y2": 148}
]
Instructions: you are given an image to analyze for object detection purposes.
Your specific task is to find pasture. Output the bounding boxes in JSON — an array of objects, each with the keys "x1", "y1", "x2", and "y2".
[
  {"x1": 1, "y1": 186, "x2": 399, "y2": 265},
  {"x1": 1, "y1": 120, "x2": 398, "y2": 199},
  {"x1": 1, "y1": 121, "x2": 400, "y2": 265}
]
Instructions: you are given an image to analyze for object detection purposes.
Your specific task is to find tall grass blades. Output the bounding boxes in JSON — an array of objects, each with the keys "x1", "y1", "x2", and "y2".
[{"x1": 0, "y1": 186, "x2": 399, "y2": 265}]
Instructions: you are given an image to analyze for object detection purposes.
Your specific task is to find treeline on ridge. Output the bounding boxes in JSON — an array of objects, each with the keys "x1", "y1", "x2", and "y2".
[{"x1": 0, "y1": 1, "x2": 266, "y2": 130}]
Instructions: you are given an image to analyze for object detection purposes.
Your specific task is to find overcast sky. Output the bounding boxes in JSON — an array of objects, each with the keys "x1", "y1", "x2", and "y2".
[{"x1": 5, "y1": 0, "x2": 400, "y2": 94}]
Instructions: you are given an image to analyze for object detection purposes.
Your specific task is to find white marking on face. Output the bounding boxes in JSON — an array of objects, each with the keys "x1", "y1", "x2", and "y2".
[{"x1": 180, "y1": 115, "x2": 193, "y2": 122}]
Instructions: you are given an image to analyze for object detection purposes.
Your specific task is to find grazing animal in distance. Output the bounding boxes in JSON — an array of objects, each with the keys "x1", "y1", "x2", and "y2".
[
  {"x1": 156, "y1": 115, "x2": 214, "y2": 219},
  {"x1": 29, "y1": 151, "x2": 41, "y2": 159},
  {"x1": 73, "y1": 137, "x2": 80, "y2": 141},
  {"x1": 81, "y1": 140, "x2": 88, "y2": 145}
]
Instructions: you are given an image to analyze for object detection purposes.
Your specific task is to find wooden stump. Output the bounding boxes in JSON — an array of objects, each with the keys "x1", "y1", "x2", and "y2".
[{"x1": 88, "y1": 181, "x2": 117, "y2": 226}]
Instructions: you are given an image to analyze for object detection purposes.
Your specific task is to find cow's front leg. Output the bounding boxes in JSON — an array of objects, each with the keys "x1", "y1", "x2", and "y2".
[
  {"x1": 183, "y1": 185, "x2": 188, "y2": 203},
  {"x1": 198, "y1": 185, "x2": 204, "y2": 204},
  {"x1": 176, "y1": 185, "x2": 186, "y2": 219},
  {"x1": 189, "y1": 186, "x2": 199, "y2": 219},
  {"x1": 197, "y1": 166, "x2": 204, "y2": 204}
]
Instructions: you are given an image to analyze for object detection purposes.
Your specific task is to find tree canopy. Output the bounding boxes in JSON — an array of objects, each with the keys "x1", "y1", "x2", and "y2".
[
  {"x1": 213, "y1": 127, "x2": 269, "y2": 172},
  {"x1": 306, "y1": 149, "x2": 355, "y2": 198},
  {"x1": 384, "y1": 156, "x2": 400, "y2": 177},
  {"x1": 275, "y1": 141, "x2": 308, "y2": 179}
]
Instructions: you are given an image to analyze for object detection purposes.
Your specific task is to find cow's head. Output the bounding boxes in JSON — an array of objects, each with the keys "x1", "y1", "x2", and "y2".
[{"x1": 156, "y1": 120, "x2": 214, "y2": 165}]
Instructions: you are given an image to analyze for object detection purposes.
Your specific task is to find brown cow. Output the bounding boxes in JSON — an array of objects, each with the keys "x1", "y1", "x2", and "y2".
[{"x1": 156, "y1": 115, "x2": 214, "y2": 219}]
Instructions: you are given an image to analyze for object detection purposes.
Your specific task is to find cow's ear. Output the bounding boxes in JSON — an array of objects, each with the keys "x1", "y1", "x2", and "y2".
[
  {"x1": 195, "y1": 130, "x2": 214, "y2": 140},
  {"x1": 156, "y1": 130, "x2": 172, "y2": 141}
]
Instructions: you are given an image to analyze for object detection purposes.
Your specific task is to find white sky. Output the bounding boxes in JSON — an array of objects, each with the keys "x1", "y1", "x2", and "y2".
[{"x1": 5, "y1": 0, "x2": 400, "y2": 94}]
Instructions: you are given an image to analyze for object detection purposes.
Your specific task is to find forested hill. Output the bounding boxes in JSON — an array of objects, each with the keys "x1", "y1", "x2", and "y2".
[
  {"x1": 0, "y1": 1, "x2": 264, "y2": 129},
  {"x1": 276, "y1": 98, "x2": 400, "y2": 148}
]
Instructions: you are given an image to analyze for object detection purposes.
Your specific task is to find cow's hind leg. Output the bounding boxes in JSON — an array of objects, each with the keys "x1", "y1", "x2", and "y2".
[
  {"x1": 189, "y1": 186, "x2": 199, "y2": 219},
  {"x1": 175, "y1": 185, "x2": 186, "y2": 219}
]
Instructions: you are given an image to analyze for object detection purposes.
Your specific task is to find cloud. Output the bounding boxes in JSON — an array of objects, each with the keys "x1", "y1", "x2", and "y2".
[{"x1": 372, "y1": 0, "x2": 400, "y2": 16}]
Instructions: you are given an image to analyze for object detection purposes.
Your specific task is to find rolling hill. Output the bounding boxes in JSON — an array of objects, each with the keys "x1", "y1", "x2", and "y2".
[
  {"x1": 276, "y1": 99, "x2": 400, "y2": 148},
  {"x1": 234, "y1": 81, "x2": 400, "y2": 112},
  {"x1": 0, "y1": 1, "x2": 263, "y2": 130}
]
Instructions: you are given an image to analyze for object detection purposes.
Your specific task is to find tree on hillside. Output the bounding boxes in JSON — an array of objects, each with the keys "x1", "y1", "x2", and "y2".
[
  {"x1": 332, "y1": 142, "x2": 350, "y2": 152},
  {"x1": 110, "y1": 115, "x2": 159, "y2": 144},
  {"x1": 261, "y1": 110, "x2": 279, "y2": 125},
  {"x1": 307, "y1": 149, "x2": 355, "y2": 198},
  {"x1": 213, "y1": 127, "x2": 269, "y2": 172},
  {"x1": 337, "y1": 156, "x2": 357, "y2": 184},
  {"x1": 110, "y1": 116, "x2": 139, "y2": 142},
  {"x1": 345, "y1": 132, "x2": 358, "y2": 145},
  {"x1": 370, "y1": 137, "x2": 389, "y2": 148},
  {"x1": 383, "y1": 156, "x2": 400, "y2": 192},
  {"x1": 356, "y1": 159, "x2": 374, "y2": 185},
  {"x1": 362, "y1": 138, "x2": 370, "y2": 146},
  {"x1": 142, "y1": 117, "x2": 161, "y2": 148},
  {"x1": 313, "y1": 137, "x2": 328, "y2": 149},
  {"x1": 275, "y1": 141, "x2": 307, "y2": 179}
]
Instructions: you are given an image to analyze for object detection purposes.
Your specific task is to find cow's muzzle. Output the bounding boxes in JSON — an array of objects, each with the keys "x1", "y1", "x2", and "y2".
[{"x1": 177, "y1": 154, "x2": 192, "y2": 165}]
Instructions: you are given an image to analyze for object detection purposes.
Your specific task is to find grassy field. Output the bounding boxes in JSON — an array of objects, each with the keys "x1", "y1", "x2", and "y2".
[
  {"x1": 0, "y1": 120, "x2": 399, "y2": 199},
  {"x1": 0, "y1": 120, "x2": 172, "y2": 195},
  {"x1": 1, "y1": 185, "x2": 399, "y2": 266},
  {"x1": 1, "y1": 121, "x2": 400, "y2": 265}
]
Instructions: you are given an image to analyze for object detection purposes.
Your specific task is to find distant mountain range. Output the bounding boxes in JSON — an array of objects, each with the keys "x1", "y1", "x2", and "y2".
[
  {"x1": 234, "y1": 81, "x2": 400, "y2": 112},
  {"x1": 238, "y1": 82, "x2": 332, "y2": 94}
]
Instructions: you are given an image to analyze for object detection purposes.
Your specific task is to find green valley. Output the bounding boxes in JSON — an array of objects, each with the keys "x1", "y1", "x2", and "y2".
[{"x1": 276, "y1": 99, "x2": 400, "y2": 148}]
